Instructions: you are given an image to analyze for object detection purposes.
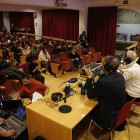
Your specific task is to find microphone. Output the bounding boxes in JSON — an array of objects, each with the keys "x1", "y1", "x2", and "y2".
[
  {"x1": 68, "y1": 77, "x2": 78, "y2": 83},
  {"x1": 59, "y1": 77, "x2": 78, "y2": 88},
  {"x1": 62, "y1": 91, "x2": 74, "y2": 100}
]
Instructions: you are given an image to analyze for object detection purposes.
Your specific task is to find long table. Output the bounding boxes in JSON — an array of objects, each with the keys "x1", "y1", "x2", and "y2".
[{"x1": 26, "y1": 89, "x2": 98, "y2": 140}]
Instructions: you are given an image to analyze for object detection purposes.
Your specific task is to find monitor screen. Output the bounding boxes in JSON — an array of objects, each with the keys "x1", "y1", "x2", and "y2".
[{"x1": 15, "y1": 106, "x2": 26, "y2": 120}]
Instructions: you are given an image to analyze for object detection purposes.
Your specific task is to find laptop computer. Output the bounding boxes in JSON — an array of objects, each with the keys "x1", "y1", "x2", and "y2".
[{"x1": 2, "y1": 99, "x2": 23, "y2": 108}]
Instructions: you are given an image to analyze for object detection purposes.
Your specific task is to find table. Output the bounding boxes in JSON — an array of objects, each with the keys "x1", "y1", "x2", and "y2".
[{"x1": 26, "y1": 89, "x2": 98, "y2": 140}]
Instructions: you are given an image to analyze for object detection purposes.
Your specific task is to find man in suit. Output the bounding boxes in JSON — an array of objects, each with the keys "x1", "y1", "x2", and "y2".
[
  {"x1": 10, "y1": 23, "x2": 15, "y2": 35},
  {"x1": 84, "y1": 56, "x2": 126, "y2": 139},
  {"x1": 2, "y1": 25, "x2": 7, "y2": 37},
  {"x1": 79, "y1": 31, "x2": 87, "y2": 47}
]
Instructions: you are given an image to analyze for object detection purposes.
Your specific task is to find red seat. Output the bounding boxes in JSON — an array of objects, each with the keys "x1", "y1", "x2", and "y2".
[
  {"x1": 9, "y1": 46, "x2": 12, "y2": 52},
  {"x1": 45, "y1": 45, "x2": 53, "y2": 51},
  {"x1": 58, "y1": 52, "x2": 72, "y2": 71},
  {"x1": 21, "y1": 62, "x2": 30, "y2": 74},
  {"x1": 86, "y1": 98, "x2": 135, "y2": 140},
  {"x1": 34, "y1": 52, "x2": 40, "y2": 59},
  {"x1": 21, "y1": 38, "x2": 27, "y2": 42},
  {"x1": 88, "y1": 47, "x2": 101, "y2": 62},
  {"x1": 81, "y1": 48, "x2": 93, "y2": 64},
  {"x1": 38, "y1": 46, "x2": 44, "y2": 51},
  {"x1": 75, "y1": 49, "x2": 86, "y2": 65}
]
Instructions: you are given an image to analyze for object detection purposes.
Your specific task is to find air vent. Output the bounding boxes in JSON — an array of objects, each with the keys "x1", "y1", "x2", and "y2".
[{"x1": 123, "y1": 0, "x2": 128, "y2": 4}]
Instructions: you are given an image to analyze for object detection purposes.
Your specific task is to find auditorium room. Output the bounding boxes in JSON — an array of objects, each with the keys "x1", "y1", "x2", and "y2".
[{"x1": 0, "y1": 0, "x2": 140, "y2": 140}]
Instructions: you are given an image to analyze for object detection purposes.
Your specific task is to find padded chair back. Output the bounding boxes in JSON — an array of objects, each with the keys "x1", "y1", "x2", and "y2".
[
  {"x1": 34, "y1": 52, "x2": 40, "y2": 59},
  {"x1": 88, "y1": 47, "x2": 96, "y2": 53},
  {"x1": 67, "y1": 51, "x2": 71, "y2": 57},
  {"x1": 9, "y1": 46, "x2": 12, "y2": 52},
  {"x1": 75, "y1": 49, "x2": 81, "y2": 56},
  {"x1": 21, "y1": 62, "x2": 30, "y2": 74},
  {"x1": 21, "y1": 38, "x2": 27, "y2": 42},
  {"x1": 114, "y1": 98, "x2": 135, "y2": 128},
  {"x1": 45, "y1": 45, "x2": 53, "y2": 51},
  {"x1": 2, "y1": 80, "x2": 16, "y2": 97},
  {"x1": 0, "y1": 43, "x2": 2, "y2": 49},
  {"x1": 38, "y1": 46, "x2": 44, "y2": 51},
  {"x1": 59, "y1": 52, "x2": 67, "y2": 60},
  {"x1": 50, "y1": 54, "x2": 58, "y2": 63},
  {"x1": 81, "y1": 48, "x2": 88, "y2": 54}
]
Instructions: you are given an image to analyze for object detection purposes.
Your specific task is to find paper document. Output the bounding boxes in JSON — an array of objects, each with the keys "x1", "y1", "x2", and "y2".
[{"x1": 32, "y1": 91, "x2": 43, "y2": 102}]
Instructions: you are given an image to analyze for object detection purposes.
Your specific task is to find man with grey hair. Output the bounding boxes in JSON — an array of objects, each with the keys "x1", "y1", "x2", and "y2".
[
  {"x1": 84, "y1": 56, "x2": 126, "y2": 139},
  {"x1": 118, "y1": 50, "x2": 140, "y2": 101}
]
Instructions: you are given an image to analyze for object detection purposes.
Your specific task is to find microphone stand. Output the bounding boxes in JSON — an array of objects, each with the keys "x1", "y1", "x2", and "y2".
[{"x1": 59, "y1": 98, "x2": 72, "y2": 113}]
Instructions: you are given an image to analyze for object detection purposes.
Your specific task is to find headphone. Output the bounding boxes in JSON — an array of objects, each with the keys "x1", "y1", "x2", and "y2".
[
  {"x1": 124, "y1": 52, "x2": 132, "y2": 64},
  {"x1": 51, "y1": 92, "x2": 63, "y2": 102},
  {"x1": 104, "y1": 56, "x2": 115, "y2": 72}
]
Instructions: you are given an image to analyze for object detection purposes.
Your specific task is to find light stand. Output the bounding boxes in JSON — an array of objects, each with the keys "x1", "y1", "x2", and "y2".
[{"x1": 59, "y1": 98, "x2": 72, "y2": 113}]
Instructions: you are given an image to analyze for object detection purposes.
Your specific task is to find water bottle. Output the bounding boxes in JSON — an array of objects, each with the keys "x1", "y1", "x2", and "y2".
[
  {"x1": 81, "y1": 82, "x2": 86, "y2": 95},
  {"x1": 65, "y1": 82, "x2": 70, "y2": 96}
]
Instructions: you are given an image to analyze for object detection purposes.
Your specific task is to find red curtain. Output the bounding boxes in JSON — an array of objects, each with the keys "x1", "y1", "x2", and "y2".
[
  {"x1": 87, "y1": 7, "x2": 118, "y2": 56},
  {"x1": 42, "y1": 9, "x2": 79, "y2": 41},
  {"x1": 9, "y1": 12, "x2": 34, "y2": 34},
  {"x1": 0, "y1": 12, "x2": 4, "y2": 32}
]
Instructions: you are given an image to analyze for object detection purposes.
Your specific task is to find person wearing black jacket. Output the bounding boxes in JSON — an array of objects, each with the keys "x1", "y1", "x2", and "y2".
[
  {"x1": 52, "y1": 44, "x2": 62, "y2": 55},
  {"x1": 84, "y1": 56, "x2": 126, "y2": 139},
  {"x1": 79, "y1": 31, "x2": 87, "y2": 47},
  {"x1": 43, "y1": 39, "x2": 49, "y2": 47},
  {"x1": 69, "y1": 47, "x2": 82, "y2": 67},
  {"x1": 2, "y1": 25, "x2": 7, "y2": 36},
  {"x1": 0, "y1": 56, "x2": 10, "y2": 70},
  {"x1": 10, "y1": 24, "x2": 15, "y2": 35},
  {"x1": 1, "y1": 42, "x2": 9, "y2": 58},
  {"x1": 61, "y1": 43, "x2": 68, "y2": 53},
  {"x1": 11, "y1": 43, "x2": 21, "y2": 62},
  {"x1": 29, "y1": 56, "x2": 45, "y2": 84}
]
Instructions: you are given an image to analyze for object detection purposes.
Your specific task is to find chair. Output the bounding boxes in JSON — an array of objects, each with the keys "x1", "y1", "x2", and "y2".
[
  {"x1": 0, "y1": 71, "x2": 19, "y2": 97},
  {"x1": 45, "y1": 45, "x2": 53, "y2": 51},
  {"x1": 81, "y1": 48, "x2": 93, "y2": 64},
  {"x1": 76, "y1": 49, "x2": 87, "y2": 65},
  {"x1": 132, "y1": 99, "x2": 140, "y2": 112},
  {"x1": 50, "y1": 54, "x2": 67, "y2": 77},
  {"x1": 88, "y1": 47, "x2": 101, "y2": 62},
  {"x1": 58, "y1": 52, "x2": 73, "y2": 71},
  {"x1": 21, "y1": 62, "x2": 30, "y2": 74},
  {"x1": 38, "y1": 46, "x2": 44, "y2": 51},
  {"x1": 86, "y1": 98, "x2": 135, "y2": 140},
  {"x1": 21, "y1": 56, "x2": 26, "y2": 64}
]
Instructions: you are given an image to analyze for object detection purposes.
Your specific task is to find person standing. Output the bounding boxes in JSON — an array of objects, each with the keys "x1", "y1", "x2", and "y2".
[
  {"x1": 79, "y1": 31, "x2": 87, "y2": 47},
  {"x1": 2, "y1": 25, "x2": 7, "y2": 37}
]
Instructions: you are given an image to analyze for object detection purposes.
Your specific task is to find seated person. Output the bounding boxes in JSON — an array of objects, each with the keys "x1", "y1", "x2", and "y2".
[
  {"x1": 40, "y1": 36, "x2": 45, "y2": 43},
  {"x1": 7, "y1": 55, "x2": 19, "y2": 67},
  {"x1": 0, "y1": 118, "x2": 15, "y2": 137},
  {"x1": 36, "y1": 40, "x2": 43, "y2": 47},
  {"x1": 61, "y1": 39, "x2": 68, "y2": 47},
  {"x1": 68, "y1": 43, "x2": 73, "y2": 51},
  {"x1": 0, "y1": 37, "x2": 5, "y2": 43},
  {"x1": 75, "y1": 41, "x2": 83, "y2": 50},
  {"x1": 118, "y1": 51, "x2": 140, "y2": 101},
  {"x1": 61, "y1": 43, "x2": 68, "y2": 53},
  {"x1": 15, "y1": 74, "x2": 49, "y2": 100},
  {"x1": 1, "y1": 42, "x2": 9, "y2": 58},
  {"x1": 29, "y1": 56, "x2": 45, "y2": 84},
  {"x1": 84, "y1": 56, "x2": 125, "y2": 137},
  {"x1": 52, "y1": 44, "x2": 62, "y2": 55},
  {"x1": 38, "y1": 48, "x2": 51, "y2": 75},
  {"x1": 32, "y1": 44, "x2": 40, "y2": 54},
  {"x1": 0, "y1": 56, "x2": 10, "y2": 70},
  {"x1": 28, "y1": 41, "x2": 32, "y2": 48},
  {"x1": 49, "y1": 38, "x2": 54, "y2": 45},
  {"x1": 11, "y1": 43, "x2": 21, "y2": 61},
  {"x1": 69, "y1": 47, "x2": 82, "y2": 68},
  {"x1": 22, "y1": 45, "x2": 31, "y2": 56},
  {"x1": 43, "y1": 39, "x2": 49, "y2": 47}
]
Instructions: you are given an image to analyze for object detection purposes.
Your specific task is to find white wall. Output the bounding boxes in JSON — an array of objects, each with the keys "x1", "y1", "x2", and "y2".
[{"x1": 3, "y1": 12, "x2": 10, "y2": 32}]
